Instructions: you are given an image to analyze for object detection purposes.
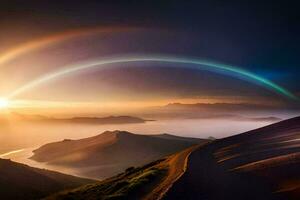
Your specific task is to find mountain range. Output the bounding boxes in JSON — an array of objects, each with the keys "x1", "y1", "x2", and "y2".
[
  {"x1": 1, "y1": 117, "x2": 300, "y2": 199},
  {"x1": 9, "y1": 113, "x2": 151, "y2": 124}
]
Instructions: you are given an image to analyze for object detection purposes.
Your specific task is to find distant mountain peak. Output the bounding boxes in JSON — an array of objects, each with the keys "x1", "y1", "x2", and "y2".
[{"x1": 99, "y1": 130, "x2": 134, "y2": 137}]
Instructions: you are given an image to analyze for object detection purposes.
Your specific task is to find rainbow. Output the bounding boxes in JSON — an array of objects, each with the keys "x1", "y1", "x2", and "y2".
[
  {"x1": 7, "y1": 56, "x2": 298, "y2": 100},
  {"x1": 0, "y1": 26, "x2": 137, "y2": 66}
]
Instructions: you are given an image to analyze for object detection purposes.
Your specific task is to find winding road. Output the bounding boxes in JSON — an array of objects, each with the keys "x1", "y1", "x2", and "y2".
[{"x1": 163, "y1": 143, "x2": 275, "y2": 200}]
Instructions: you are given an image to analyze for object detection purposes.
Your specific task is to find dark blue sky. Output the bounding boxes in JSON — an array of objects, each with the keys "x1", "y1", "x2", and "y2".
[{"x1": 0, "y1": 0, "x2": 299, "y2": 106}]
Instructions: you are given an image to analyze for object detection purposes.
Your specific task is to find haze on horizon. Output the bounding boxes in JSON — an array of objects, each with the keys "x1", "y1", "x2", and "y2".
[{"x1": 0, "y1": 0, "x2": 299, "y2": 164}]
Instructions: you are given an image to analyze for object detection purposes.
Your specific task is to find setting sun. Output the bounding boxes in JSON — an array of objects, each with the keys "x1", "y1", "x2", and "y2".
[{"x1": 0, "y1": 98, "x2": 9, "y2": 109}]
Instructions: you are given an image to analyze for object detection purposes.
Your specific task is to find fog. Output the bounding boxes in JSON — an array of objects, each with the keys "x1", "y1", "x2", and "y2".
[
  {"x1": 0, "y1": 119, "x2": 273, "y2": 155},
  {"x1": 0, "y1": 118, "x2": 277, "y2": 178}
]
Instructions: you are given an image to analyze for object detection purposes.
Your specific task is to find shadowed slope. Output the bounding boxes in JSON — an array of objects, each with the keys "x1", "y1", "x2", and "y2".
[
  {"x1": 0, "y1": 159, "x2": 94, "y2": 200},
  {"x1": 164, "y1": 116, "x2": 300, "y2": 200}
]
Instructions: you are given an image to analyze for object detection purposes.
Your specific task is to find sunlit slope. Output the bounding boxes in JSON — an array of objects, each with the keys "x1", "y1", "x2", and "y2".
[
  {"x1": 0, "y1": 159, "x2": 94, "y2": 200},
  {"x1": 165, "y1": 116, "x2": 300, "y2": 200},
  {"x1": 31, "y1": 131, "x2": 205, "y2": 179}
]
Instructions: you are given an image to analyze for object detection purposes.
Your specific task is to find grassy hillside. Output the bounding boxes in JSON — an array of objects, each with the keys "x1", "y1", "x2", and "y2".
[
  {"x1": 46, "y1": 144, "x2": 203, "y2": 200},
  {"x1": 165, "y1": 116, "x2": 300, "y2": 200},
  {"x1": 31, "y1": 131, "x2": 205, "y2": 179},
  {"x1": 0, "y1": 159, "x2": 95, "y2": 200},
  {"x1": 46, "y1": 159, "x2": 166, "y2": 200}
]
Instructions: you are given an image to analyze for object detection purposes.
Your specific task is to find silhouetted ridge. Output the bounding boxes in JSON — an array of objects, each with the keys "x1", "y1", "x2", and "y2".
[
  {"x1": 216, "y1": 116, "x2": 300, "y2": 146},
  {"x1": 0, "y1": 158, "x2": 94, "y2": 200}
]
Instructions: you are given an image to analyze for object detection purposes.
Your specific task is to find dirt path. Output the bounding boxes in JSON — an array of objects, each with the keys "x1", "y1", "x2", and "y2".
[
  {"x1": 162, "y1": 143, "x2": 275, "y2": 200},
  {"x1": 144, "y1": 142, "x2": 209, "y2": 200}
]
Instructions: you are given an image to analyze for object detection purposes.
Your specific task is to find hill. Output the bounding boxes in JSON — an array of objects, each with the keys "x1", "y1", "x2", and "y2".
[
  {"x1": 42, "y1": 117, "x2": 300, "y2": 200},
  {"x1": 30, "y1": 131, "x2": 206, "y2": 179},
  {"x1": 45, "y1": 144, "x2": 207, "y2": 200},
  {"x1": 10, "y1": 113, "x2": 151, "y2": 124},
  {"x1": 0, "y1": 158, "x2": 94, "y2": 200},
  {"x1": 164, "y1": 116, "x2": 300, "y2": 200}
]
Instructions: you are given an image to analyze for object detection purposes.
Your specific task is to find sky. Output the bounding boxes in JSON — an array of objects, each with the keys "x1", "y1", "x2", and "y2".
[{"x1": 0, "y1": 0, "x2": 299, "y2": 115}]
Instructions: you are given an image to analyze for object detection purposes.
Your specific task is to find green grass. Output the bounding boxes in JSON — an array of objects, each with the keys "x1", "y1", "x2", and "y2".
[{"x1": 46, "y1": 159, "x2": 167, "y2": 200}]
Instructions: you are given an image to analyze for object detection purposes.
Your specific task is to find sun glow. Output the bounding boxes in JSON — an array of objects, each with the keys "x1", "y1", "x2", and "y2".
[{"x1": 0, "y1": 98, "x2": 9, "y2": 109}]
